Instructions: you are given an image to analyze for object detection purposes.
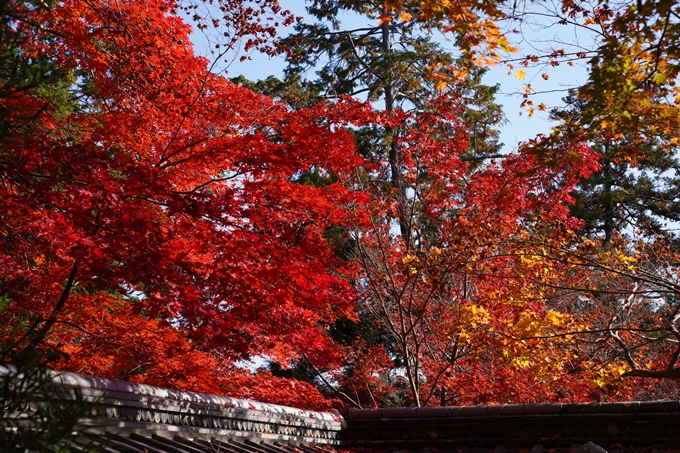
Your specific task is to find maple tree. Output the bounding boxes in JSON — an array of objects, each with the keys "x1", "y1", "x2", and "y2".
[
  {"x1": 231, "y1": 1, "x2": 613, "y2": 408},
  {"x1": 379, "y1": 0, "x2": 680, "y2": 395},
  {"x1": 497, "y1": 95, "x2": 680, "y2": 393},
  {"x1": 534, "y1": 0, "x2": 680, "y2": 161},
  {"x1": 227, "y1": 0, "x2": 680, "y2": 401},
  {"x1": 376, "y1": 0, "x2": 680, "y2": 164},
  {"x1": 509, "y1": 141, "x2": 680, "y2": 390},
  {"x1": 4, "y1": 0, "x2": 679, "y2": 411},
  {"x1": 0, "y1": 0, "x2": 386, "y2": 410},
  {"x1": 497, "y1": 228, "x2": 680, "y2": 396}
]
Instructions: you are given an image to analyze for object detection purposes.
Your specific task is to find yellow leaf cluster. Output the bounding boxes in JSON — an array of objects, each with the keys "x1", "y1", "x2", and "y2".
[
  {"x1": 459, "y1": 303, "x2": 490, "y2": 328},
  {"x1": 585, "y1": 361, "x2": 629, "y2": 389}
]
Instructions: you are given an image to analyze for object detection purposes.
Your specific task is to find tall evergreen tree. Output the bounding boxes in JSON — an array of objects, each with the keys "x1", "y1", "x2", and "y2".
[{"x1": 554, "y1": 93, "x2": 680, "y2": 243}]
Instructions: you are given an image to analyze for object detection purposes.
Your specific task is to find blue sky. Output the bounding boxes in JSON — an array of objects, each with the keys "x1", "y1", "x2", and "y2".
[{"x1": 190, "y1": 2, "x2": 592, "y2": 153}]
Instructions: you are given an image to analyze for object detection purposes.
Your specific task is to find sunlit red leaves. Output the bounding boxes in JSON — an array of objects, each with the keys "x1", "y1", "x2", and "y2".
[
  {"x1": 3, "y1": 0, "x2": 664, "y2": 408},
  {"x1": 0, "y1": 0, "x2": 378, "y2": 406},
  {"x1": 47, "y1": 293, "x2": 332, "y2": 410},
  {"x1": 335, "y1": 88, "x2": 604, "y2": 405}
]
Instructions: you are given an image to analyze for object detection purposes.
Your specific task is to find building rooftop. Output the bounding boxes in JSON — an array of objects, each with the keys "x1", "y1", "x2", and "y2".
[{"x1": 3, "y1": 365, "x2": 680, "y2": 452}]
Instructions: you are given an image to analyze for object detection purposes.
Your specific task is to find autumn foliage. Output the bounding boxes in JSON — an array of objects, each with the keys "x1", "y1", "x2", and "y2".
[
  {"x1": 1, "y1": 0, "x2": 375, "y2": 409},
  {"x1": 2, "y1": 0, "x2": 680, "y2": 410}
]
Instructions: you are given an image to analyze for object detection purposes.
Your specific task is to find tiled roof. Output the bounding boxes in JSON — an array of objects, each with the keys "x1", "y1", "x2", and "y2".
[
  {"x1": 64, "y1": 432, "x2": 343, "y2": 453},
  {"x1": 343, "y1": 403, "x2": 680, "y2": 448},
  {"x1": 1, "y1": 364, "x2": 343, "y2": 452}
]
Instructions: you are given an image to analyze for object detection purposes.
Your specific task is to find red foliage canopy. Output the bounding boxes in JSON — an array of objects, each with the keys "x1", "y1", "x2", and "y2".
[
  {"x1": 0, "y1": 0, "x2": 616, "y2": 408},
  {"x1": 0, "y1": 0, "x2": 381, "y2": 409}
]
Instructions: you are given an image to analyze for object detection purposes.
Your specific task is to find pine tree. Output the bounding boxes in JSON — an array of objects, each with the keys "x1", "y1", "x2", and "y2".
[{"x1": 554, "y1": 93, "x2": 680, "y2": 243}]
